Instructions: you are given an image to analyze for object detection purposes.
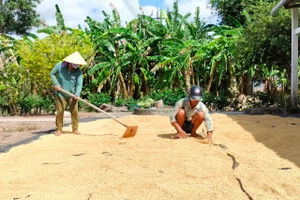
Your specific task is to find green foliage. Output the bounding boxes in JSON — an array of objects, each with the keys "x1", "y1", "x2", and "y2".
[
  {"x1": 0, "y1": 0, "x2": 42, "y2": 35},
  {"x1": 17, "y1": 30, "x2": 94, "y2": 95},
  {"x1": 114, "y1": 97, "x2": 137, "y2": 111},
  {"x1": 87, "y1": 93, "x2": 111, "y2": 107},
  {"x1": 246, "y1": 92, "x2": 275, "y2": 108},
  {"x1": 0, "y1": 81, "x2": 5, "y2": 90},
  {"x1": 18, "y1": 95, "x2": 35, "y2": 114},
  {"x1": 209, "y1": 0, "x2": 246, "y2": 26},
  {"x1": 239, "y1": 1, "x2": 291, "y2": 74},
  {"x1": 137, "y1": 98, "x2": 155, "y2": 109},
  {"x1": 124, "y1": 98, "x2": 137, "y2": 111},
  {"x1": 39, "y1": 96, "x2": 55, "y2": 113},
  {"x1": 38, "y1": 4, "x2": 72, "y2": 35},
  {"x1": 202, "y1": 92, "x2": 231, "y2": 111},
  {"x1": 0, "y1": 0, "x2": 297, "y2": 116},
  {"x1": 208, "y1": 0, "x2": 275, "y2": 26},
  {"x1": 18, "y1": 94, "x2": 38, "y2": 114},
  {"x1": 0, "y1": 95, "x2": 10, "y2": 115},
  {"x1": 17, "y1": 94, "x2": 55, "y2": 115},
  {"x1": 0, "y1": 63, "x2": 30, "y2": 114},
  {"x1": 79, "y1": 92, "x2": 112, "y2": 112},
  {"x1": 55, "y1": 4, "x2": 66, "y2": 31},
  {"x1": 114, "y1": 98, "x2": 127, "y2": 107},
  {"x1": 147, "y1": 88, "x2": 186, "y2": 106}
]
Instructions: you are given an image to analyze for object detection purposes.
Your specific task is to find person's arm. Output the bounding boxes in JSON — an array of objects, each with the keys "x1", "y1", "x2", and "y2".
[
  {"x1": 50, "y1": 62, "x2": 61, "y2": 91},
  {"x1": 74, "y1": 71, "x2": 83, "y2": 99},
  {"x1": 200, "y1": 103, "x2": 214, "y2": 143},
  {"x1": 170, "y1": 99, "x2": 188, "y2": 138}
]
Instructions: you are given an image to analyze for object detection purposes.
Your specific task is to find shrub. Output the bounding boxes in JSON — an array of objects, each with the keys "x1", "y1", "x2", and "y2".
[
  {"x1": 82, "y1": 92, "x2": 111, "y2": 112},
  {"x1": 148, "y1": 88, "x2": 186, "y2": 106},
  {"x1": 18, "y1": 95, "x2": 36, "y2": 115},
  {"x1": 0, "y1": 96, "x2": 10, "y2": 115},
  {"x1": 114, "y1": 97, "x2": 137, "y2": 111}
]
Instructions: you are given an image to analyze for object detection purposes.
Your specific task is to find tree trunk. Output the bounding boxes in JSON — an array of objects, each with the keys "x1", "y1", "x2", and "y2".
[
  {"x1": 32, "y1": 82, "x2": 38, "y2": 95},
  {"x1": 238, "y1": 75, "x2": 252, "y2": 95},
  {"x1": 143, "y1": 74, "x2": 150, "y2": 95},
  {"x1": 230, "y1": 75, "x2": 238, "y2": 95},
  {"x1": 0, "y1": 54, "x2": 3, "y2": 70},
  {"x1": 115, "y1": 81, "x2": 121, "y2": 99},
  {"x1": 190, "y1": 58, "x2": 195, "y2": 86},
  {"x1": 206, "y1": 75, "x2": 213, "y2": 92},
  {"x1": 206, "y1": 62, "x2": 218, "y2": 92},
  {"x1": 185, "y1": 62, "x2": 193, "y2": 91},
  {"x1": 9, "y1": 49, "x2": 19, "y2": 66},
  {"x1": 118, "y1": 73, "x2": 128, "y2": 99}
]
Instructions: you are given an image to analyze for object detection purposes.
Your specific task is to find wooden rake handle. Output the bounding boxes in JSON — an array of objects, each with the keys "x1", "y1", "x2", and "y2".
[{"x1": 58, "y1": 89, "x2": 128, "y2": 128}]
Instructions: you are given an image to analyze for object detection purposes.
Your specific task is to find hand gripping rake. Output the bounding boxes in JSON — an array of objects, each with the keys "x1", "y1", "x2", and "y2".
[{"x1": 59, "y1": 89, "x2": 138, "y2": 138}]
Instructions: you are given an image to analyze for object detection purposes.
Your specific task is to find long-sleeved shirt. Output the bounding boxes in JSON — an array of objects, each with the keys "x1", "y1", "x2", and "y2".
[
  {"x1": 50, "y1": 61, "x2": 83, "y2": 98},
  {"x1": 170, "y1": 97, "x2": 213, "y2": 131}
]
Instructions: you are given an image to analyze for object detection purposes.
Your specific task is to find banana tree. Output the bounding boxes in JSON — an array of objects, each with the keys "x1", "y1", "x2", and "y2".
[
  {"x1": 125, "y1": 15, "x2": 167, "y2": 97},
  {"x1": 37, "y1": 4, "x2": 72, "y2": 35},
  {"x1": 88, "y1": 27, "x2": 134, "y2": 99},
  {"x1": 161, "y1": 0, "x2": 191, "y2": 39},
  {"x1": 86, "y1": 8, "x2": 134, "y2": 98},
  {"x1": 0, "y1": 34, "x2": 18, "y2": 68},
  {"x1": 151, "y1": 38, "x2": 202, "y2": 91},
  {"x1": 203, "y1": 24, "x2": 243, "y2": 95}
]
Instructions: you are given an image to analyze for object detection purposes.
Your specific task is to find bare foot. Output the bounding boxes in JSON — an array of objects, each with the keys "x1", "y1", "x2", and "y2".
[
  {"x1": 73, "y1": 130, "x2": 81, "y2": 135},
  {"x1": 55, "y1": 130, "x2": 62, "y2": 136}
]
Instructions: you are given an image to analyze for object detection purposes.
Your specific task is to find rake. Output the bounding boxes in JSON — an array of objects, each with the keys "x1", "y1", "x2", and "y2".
[{"x1": 59, "y1": 89, "x2": 138, "y2": 138}]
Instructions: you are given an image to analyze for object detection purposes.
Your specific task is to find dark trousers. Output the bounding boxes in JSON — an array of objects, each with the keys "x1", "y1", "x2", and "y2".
[{"x1": 182, "y1": 120, "x2": 194, "y2": 133}]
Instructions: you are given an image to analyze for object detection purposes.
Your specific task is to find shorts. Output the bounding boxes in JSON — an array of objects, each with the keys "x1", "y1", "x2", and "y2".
[{"x1": 182, "y1": 120, "x2": 194, "y2": 133}]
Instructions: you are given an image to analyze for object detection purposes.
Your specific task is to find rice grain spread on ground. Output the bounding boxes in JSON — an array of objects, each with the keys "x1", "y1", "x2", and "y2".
[{"x1": 0, "y1": 113, "x2": 300, "y2": 200}]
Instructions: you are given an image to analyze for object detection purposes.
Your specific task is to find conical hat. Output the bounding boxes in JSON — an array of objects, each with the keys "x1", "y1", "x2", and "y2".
[{"x1": 63, "y1": 51, "x2": 87, "y2": 65}]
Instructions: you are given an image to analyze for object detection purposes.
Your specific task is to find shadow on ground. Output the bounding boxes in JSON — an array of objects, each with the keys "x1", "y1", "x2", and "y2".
[
  {"x1": 227, "y1": 111, "x2": 300, "y2": 168},
  {"x1": 0, "y1": 129, "x2": 55, "y2": 154},
  {"x1": 0, "y1": 113, "x2": 132, "y2": 154}
]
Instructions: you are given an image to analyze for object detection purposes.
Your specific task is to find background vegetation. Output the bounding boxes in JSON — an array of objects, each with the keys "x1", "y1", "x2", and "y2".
[{"x1": 0, "y1": 0, "x2": 299, "y2": 115}]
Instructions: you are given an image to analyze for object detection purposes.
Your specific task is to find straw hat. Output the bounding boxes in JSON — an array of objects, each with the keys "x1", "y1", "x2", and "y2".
[{"x1": 63, "y1": 51, "x2": 87, "y2": 65}]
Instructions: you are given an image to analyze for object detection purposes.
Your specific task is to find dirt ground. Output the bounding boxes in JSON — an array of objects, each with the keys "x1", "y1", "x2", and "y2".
[
  {"x1": 0, "y1": 113, "x2": 300, "y2": 200},
  {"x1": 0, "y1": 112, "x2": 103, "y2": 149}
]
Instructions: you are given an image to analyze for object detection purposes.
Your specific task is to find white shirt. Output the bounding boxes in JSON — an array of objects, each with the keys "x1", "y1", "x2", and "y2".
[{"x1": 170, "y1": 98, "x2": 213, "y2": 131}]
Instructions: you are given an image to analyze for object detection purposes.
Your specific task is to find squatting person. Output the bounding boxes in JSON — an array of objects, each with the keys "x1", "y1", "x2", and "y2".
[{"x1": 170, "y1": 85, "x2": 214, "y2": 143}]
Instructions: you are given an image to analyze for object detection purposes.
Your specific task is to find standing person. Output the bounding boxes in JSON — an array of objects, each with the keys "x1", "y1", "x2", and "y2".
[
  {"x1": 50, "y1": 51, "x2": 87, "y2": 136},
  {"x1": 170, "y1": 85, "x2": 214, "y2": 143}
]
